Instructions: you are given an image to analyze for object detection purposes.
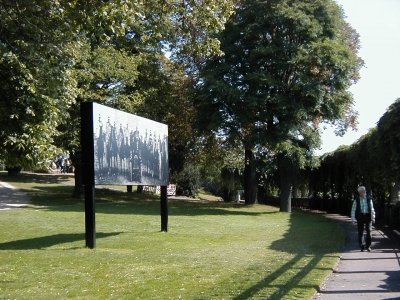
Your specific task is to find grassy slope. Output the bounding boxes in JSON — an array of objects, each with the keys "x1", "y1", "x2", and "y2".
[{"x1": 0, "y1": 174, "x2": 345, "y2": 299}]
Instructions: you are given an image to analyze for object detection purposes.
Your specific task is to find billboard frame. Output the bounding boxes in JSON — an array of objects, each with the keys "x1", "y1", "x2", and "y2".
[{"x1": 81, "y1": 102, "x2": 168, "y2": 249}]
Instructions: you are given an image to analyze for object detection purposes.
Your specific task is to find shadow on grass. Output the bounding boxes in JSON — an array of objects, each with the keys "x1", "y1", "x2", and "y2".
[
  {"x1": 233, "y1": 211, "x2": 344, "y2": 300},
  {"x1": 233, "y1": 254, "x2": 322, "y2": 300},
  {"x1": 16, "y1": 185, "x2": 279, "y2": 217},
  {"x1": 0, "y1": 232, "x2": 122, "y2": 250},
  {"x1": 0, "y1": 171, "x2": 74, "y2": 185}
]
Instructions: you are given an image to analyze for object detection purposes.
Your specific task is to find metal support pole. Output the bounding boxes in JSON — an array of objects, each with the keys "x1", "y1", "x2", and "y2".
[
  {"x1": 81, "y1": 102, "x2": 96, "y2": 248},
  {"x1": 85, "y1": 184, "x2": 96, "y2": 248},
  {"x1": 160, "y1": 185, "x2": 168, "y2": 232}
]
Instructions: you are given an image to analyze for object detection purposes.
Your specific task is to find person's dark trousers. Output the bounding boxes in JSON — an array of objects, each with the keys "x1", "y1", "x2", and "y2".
[{"x1": 357, "y1": 213, "x2": 372, "y2": 249}]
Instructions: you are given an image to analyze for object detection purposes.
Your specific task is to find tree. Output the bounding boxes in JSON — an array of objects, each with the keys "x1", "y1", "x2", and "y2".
[
  {"x1": 275, "y1": 124, "x2": 320, "y2": 212},
  {"x1": 0, "y1": 0, "x2": 235, "y2": 177},
  {"x1": 166, "y1": 0, "x2": 236, "y2": 74},
  {"x1": 0, "y1": 1, "x2": 78, "y2": 173},
  {"x1": 132, "y1": 55, "x2": 204, "y2": 182},
  {"x1": 53, "y1": 1, "x2": 236, "y2": 196},
  {"x1": 197, "y1": 0, "x2": 362, "y2": 207}
]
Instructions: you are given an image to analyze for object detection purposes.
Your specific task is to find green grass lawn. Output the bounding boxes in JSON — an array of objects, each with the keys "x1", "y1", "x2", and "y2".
[{"x1": 0, "y1": 173, "x2": 345, "y2": 299}]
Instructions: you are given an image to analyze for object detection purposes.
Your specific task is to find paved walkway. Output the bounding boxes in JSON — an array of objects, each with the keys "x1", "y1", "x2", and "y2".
[
  {"x1": 314, "y1": 214, "x2": 400, "y2": 300},
  {"x1": 0, "y1": 181, "x2": 30, "y2": 210}
]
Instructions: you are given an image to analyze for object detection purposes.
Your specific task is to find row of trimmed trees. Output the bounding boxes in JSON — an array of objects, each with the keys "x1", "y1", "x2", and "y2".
[{"x1": 309, "y1": 99, "x2": 400, "y2": 225}]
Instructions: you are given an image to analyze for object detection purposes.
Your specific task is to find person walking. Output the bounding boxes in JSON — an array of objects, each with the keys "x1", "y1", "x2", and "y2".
[{"x1": 351, "y1": 186, "x2": 376, "y2": 252}]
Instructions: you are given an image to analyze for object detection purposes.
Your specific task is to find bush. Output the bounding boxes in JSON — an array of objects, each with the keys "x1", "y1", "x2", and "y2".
[
  {"x1": 201, "y1": 167, "x2": 243, "y2": 202},
  {"x1": 172, "y1": 163, "x2": 201, "y2": 197},
  {"x1": 202, "y1": 177, "x2": 223, "y2": 196},
  {"x1": 6, "y1": 166, "x2": 22, "y2": 176}
]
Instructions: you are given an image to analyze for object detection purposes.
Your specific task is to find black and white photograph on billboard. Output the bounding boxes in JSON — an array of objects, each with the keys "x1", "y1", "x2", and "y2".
[{"x1": 92, "y1": 103, "x2": 168, "y2": 186}]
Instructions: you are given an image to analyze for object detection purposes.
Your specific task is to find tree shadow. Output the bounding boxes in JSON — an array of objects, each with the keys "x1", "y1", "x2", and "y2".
[
  {"x1": 235, "y1": 212, "x2": 400, "y2": 299},
  {"x1": 0, "y1": 172, "x2": 74, "y2": 184},
  {"x1": 0, "y1": 232, "x2": 122, "y2": 250},
  {"x1": 233, "y1": 254, "x2": 322, "y2": 300},
  {"x1": 167, "y1": 200, "x2": 280, "y2": 217},
  {"x1": 378, "y1": 270, "x2": 400, "y2": 292},
  {"x1": 268, "y1": 211, "x2": 343, "y2": 254},
  {"x1": 375, "y1": 230, "x2": 400, "y2": 293},
  {"x1": 16, "y1": 184, "x2": 280, "y2": 217},
  {"x1": 233, "y1": 211, "x2": 343, "y2": 299}
]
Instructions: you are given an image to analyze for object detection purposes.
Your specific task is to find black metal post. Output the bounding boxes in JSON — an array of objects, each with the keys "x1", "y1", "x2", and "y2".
[
  {"x1": 81, "y1": 102, "x2": 96, "y2": 249},
  {"x1": 160, "y1": 185, "x2": 168, "y2": 232},
  {"x1": 84, "y1": 184, "x2": 95, "y2": 248}
]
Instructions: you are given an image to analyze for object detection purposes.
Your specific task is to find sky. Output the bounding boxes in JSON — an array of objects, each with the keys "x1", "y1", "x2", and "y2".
[{"x1": 317, "y1": 0, "x2": 400, "y2": 155}]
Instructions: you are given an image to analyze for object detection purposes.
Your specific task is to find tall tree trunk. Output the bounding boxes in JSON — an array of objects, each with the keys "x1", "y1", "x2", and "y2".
[
  {"x1": 244, "y1": 148, "x2": 257, "y2": 204},
  {"x1": 70, "y1": 151, "x2": 83, "y2": 198},
  {"x1": 278, "y1": 156, "x2": 292, "y2": 212}
]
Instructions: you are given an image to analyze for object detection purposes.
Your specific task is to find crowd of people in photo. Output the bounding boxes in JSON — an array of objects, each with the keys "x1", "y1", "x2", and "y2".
[{"x1": 95, "y1": 116, "x2": 168, "y2": 185}]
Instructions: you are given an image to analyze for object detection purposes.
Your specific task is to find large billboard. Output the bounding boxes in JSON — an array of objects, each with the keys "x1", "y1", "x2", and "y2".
[{"x1": 92, "y1": 103, "x2": 168, "y2": 186}]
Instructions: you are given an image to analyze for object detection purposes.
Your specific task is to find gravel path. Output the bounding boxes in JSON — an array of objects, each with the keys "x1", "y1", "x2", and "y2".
[{"x1": 0, "y1": 181, "x2": 30, "y2": 211}]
